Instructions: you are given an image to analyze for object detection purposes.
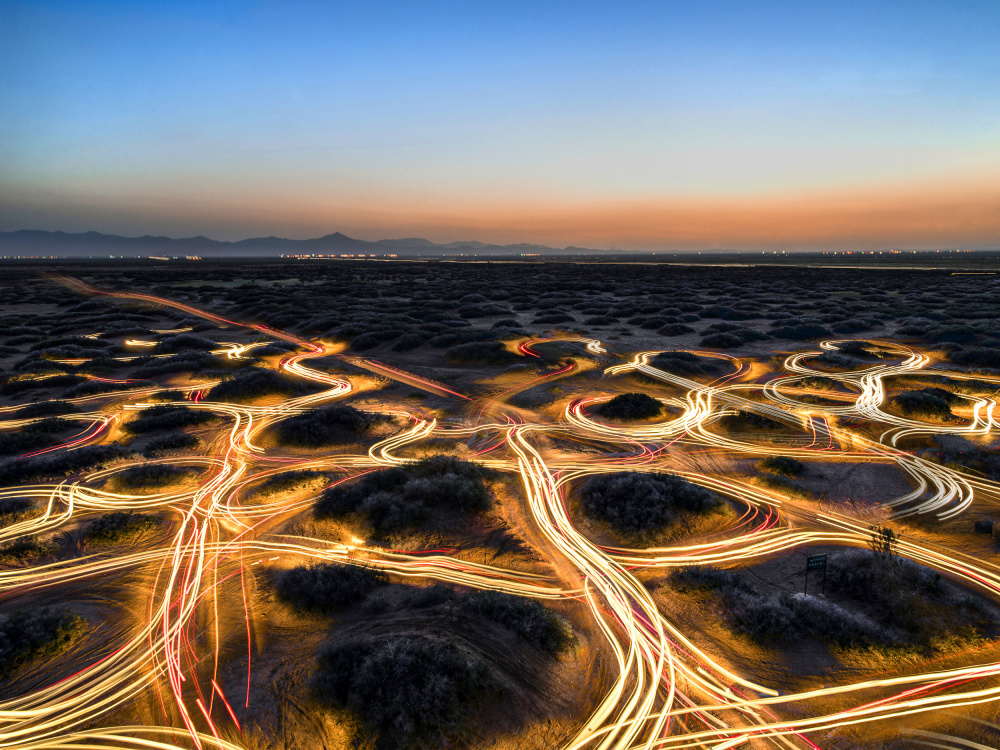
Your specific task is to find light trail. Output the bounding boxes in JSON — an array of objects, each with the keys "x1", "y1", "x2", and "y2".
[{"x1": 3, "y1": 282, "x2": 1000, "y2": 748}]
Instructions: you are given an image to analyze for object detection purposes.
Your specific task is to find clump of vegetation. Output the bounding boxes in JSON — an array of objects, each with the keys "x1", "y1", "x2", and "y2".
[
  {"x1": 0, "y1": 535, "x2": 59, "y2": 564},
  {"x1": 0, "y1": 417, "x2": 80, "y2": 457},
  {"x1": 206, "y1": 369, "x2": 319, "y2": 402},
  {"x1": 0, "y1": 607, "x2": 87, "y2": 677},
  {"x1": 596, "y1": 393, "x2": 663, "y2": 420},
  {"x1": 459, "y1": 591, "x2": 573, "y2": 654},
  {"x1": 277, "y1": 405, "x2": 392, "y2": 447},
  {"x1": 275, "y1": 563, "x2": 388, "y2": 613},
  {"x1": 444, "y1": 340, "x2": 520, "y2": 365},
  {"x1": 362, "y1": 583, "x2": 455, "y2": 614},
  {"x1": 0, "y1": 498, "x2": 32, "y2": 527},
  {"x1": 891, "y1": 388, "x2": 959, "y2": 419},
  {"x1": 717, "y1": 409, "x2": 786, "y2": 432},
  {"x1": 153, "y1": 333, "x2": 219, "y2": 354},
  {"x1": 948, "y1": 348, "x2": 1000, "y2": 370},
  {"x1": 142, "y1": 433, "x2": 201, "y2": 457},
  {"x1": 758, "y1": 456, "x2": 804, "y2": 477},
  {"x1": 124, "y1": 405, "x2": 216, "y2": 433},
  {"x1": 84, "y1": 512, "x2": 159, "y2": 546},
  {"x1": 108, "y1": 465, "x2": 192, "y2": 491},
  {"x1": 755, "y1": 474, "x2": 812, "y2": 500},
  {"x1": 649, "y1": 351, "x2": 728, "y2": 378},
  {"x1": 64, "y1": 379, "x2": 155, "y2": 398},
  {"x1": 314, "y1": 636, "x2": 501, "y2": 750},
  {"x1": 314, "y1": 457, "x2": 492, "y2": 537},
  {"x1": 0, "y1": 445, "x2": 133, "y2": 487},
  {"x1": 253, "y1": 470, "x2": 325, "y2": 496},
  {"x1": 581, "y1": 471, "x2": 718, "y2": 534},
  {"x1": 13, "y1": 400, "x2": 79, "y2": 418}
]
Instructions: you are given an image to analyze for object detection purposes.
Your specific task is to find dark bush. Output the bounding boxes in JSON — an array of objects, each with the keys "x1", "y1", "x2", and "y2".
[
  {"x1": 459, "y1": 591, "x2": 573, "y2": 654},
  {"x1": 891, "y1": 390, "x2": 953, "y2": 419},
  {"x1": 699, "y1": 332, "x2": 743, "y2": 348},
  {"x1": 277, "y1": 405, "x2": 391, "y2": 447},
  {"x1": 596, "y1": 393, "x2": 663, "y2": 420},
  {"x1": 649, "y1": 351, "x2": 728, "y2": 378},
  {"x1": 1, "y1": 374, "x2": 85, "y2": 395},
  {"x1": 124, "y1": 405, "x2": 216, "y2": 433},
  {"x1": 109, "y1": 465, "x2": 192, "y2": 490},
  {"x1": 362, "y1": 583, "x2": 455, "y2": 614},
  {"x1": 0, "y1": 498, "x2": 32, "y2": 527},
  {"x1": 0, "y1": 445, "x2": 133, "y2": 487},
  {"x1": 315, "y1": 458, "x2": 491, "y2": 536},
  {"x1": 206, "y1": 369, "x2": 318, "y2": 402},
  {"x1": 657, "y1": 323, "x2": 695, "y2": 336},
  {"x1": 13, "y1": 401, "x2": 79, "y2": 418},
  {"x1": 948, "y1": 348, "x2": 1000, "y2": 370},
  {"x1": 142, "y1": 433, "x2": 200, "y2": 457},
  {"x1": 444, "y1": 341, "x2": 520, "y2": 365},
  {"x1": 275, "y1": 563, "x2": 387, "y2": 613},
  {"x1": 581, "y1": 471, "x2": 717, "y2": 534},
  {"x1": 718, "y1": 410, "x2": 785, "y2": 432},
  {"x1": 0, "y1": 535, "x2": 59, "y2": 563},
  {"x1": 254, "y1": 470, "x2": 325, "y2": 496},
  {"x1": 770, "y1": 323, "x2": 832, "y2": 340},
  {"x1": 154, "y1": 333, "x2": 219, "y2": 354},
  {"x1": 64, "y1": 379, "x2": 154, "y2": 398},
  {"x1": 0, "y1": 418, "x2": 80, "y2": 457},
  {"x1": 758, "y1": 456, "x2": 804, "y2": 477},
  {"x1": 0, "y1": 607, "x2": 86, "y2": 677},
  {"x1": 84, "y1": 512, "x2": 159, "y2": 545},
  {"x1": 314, "y1": 636, "x2": 499, "y2": 750}
]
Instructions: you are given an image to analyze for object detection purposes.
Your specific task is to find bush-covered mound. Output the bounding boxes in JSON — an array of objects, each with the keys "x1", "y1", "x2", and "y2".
[
  {"x1": 596, "y1": 393, "x2": 663, "y2": 421},
  {"x1": 0, "y1": 417, "x2": 80, "y2": 457},
  {"x1": 649, "y1": 351, "x2": 729, "y2": 378},
  {"x1": 108, "y1": 465, "x2": 192, "y2": 491},
  {"x1": 581, "y1": 471, "x2": 718, "y2": 534},
  {"x1": 206, "y1": 369, "x2": 319, "y2": 403},
  {"x1": 0, "y1": 445, "x2": 133, "y2": 487},
  {"x1": 891, "y1": 388, "x2": 960, "y2": 419},
  {"x1": 277, "y1": 404, "x2": 392, "y2": 447},
  {"x1": 84, "y1": 512, "x2": 159, "y2": 546},
  {"x1": 0, "y1": 607, "x2": 86, "y2": 677},
  {"x1": 459, "y1": 591, "x2": 573, "y2": 654},
  {"x1": 0, "y1": 497, "x2": 32, "y2": 527},
  {"x1": 124, "y1": 405, "x2": 216, "y2": 433},
  {"x1": 275, "y1": 563, "x2": 388, "y2": 613},
  {"x1": 0, "y1": 535, "x2": 59, "y2": 563},
  {"x1": 314, "y1": 456, "x2": 492, "y2": 537},
  {"x1": 717, "y1": 409, "x2": 786, "y2": 432},
  {"x1": 142, "y1": 433, "x2": 200, "y2": 457},
  {"x1": 253, "y1": 470, "x2": 326, "y2": 496},
  {"x1": 314, "y1": 636, "x2": 500, "y2": 750},
  {"x1": 757, "y1": 456, "x2": 804, "y2": 477},
  {"x1": 673, "y1": 548, "x2": 993, "y2": 651}
]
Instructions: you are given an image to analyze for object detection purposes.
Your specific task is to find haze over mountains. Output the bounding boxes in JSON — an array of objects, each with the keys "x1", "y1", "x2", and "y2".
[{"x1": 0, "y1": 230, "x2": 610, "y2": 258}]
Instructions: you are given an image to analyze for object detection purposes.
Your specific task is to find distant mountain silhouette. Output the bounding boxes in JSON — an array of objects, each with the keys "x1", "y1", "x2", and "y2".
[{"x1": 0, "y1": 229, "x2": 611, "y2": 258}]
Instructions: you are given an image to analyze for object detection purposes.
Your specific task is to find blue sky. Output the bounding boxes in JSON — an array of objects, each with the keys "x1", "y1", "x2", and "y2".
[{"x1": 1, "y1": 1, "x2": 998, "y2": 248}]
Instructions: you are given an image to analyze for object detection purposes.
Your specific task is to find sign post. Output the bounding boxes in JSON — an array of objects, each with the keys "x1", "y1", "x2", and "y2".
[{"x1": 805, "y1": 553, "x2": 827, "y2": 595}]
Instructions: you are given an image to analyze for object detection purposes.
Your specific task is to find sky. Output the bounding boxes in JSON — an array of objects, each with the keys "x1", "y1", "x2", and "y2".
[{"x1": 1, "y1": 0, "x2": 999, "y2": 250}]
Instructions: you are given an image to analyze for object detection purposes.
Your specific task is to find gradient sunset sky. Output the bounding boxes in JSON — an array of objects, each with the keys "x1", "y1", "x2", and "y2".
[{"x1": 2, "y1": 0, "x2": 999, "y2": 250}]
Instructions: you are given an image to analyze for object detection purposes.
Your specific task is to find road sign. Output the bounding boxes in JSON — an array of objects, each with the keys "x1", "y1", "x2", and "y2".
[
  {"x1": 807, "y1": 554, "x2": 827, "y2": 570},
  {"x1": 804, "y1": 553, "x2": 828, "y2": 595}
]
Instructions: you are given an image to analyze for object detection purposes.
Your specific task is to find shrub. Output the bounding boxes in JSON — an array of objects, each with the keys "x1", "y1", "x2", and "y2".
[
  {"x1": 657, "y1": 323, "x2": 695, "y2": 336},
  {"x1": 206, "y1": 369, "x2": 318, "y2": 402},
  {"x1": 13, "y1": 401, "x2": 78, "y2": 418},
  {"x1": 0, "y1": 498, "x2": 32, "y2": 527},
  {"x1": 758, "y1": 456, "x2": 804, "y2": 477},
  {"x1": 770, "y1": 323, "x2": 832, "y2": 340},
  {"x1": 314, "y1": 458, "x2": 491, "y2": 536},
  {"x1": 63, "y1": 379, "x2": 154, "y2": 398},
  {"x1": 0, "y1": 607, "x2": 86, "y2": 677},
  {"x1": 0, "y1": 535, "x2": 59, "y2": 563},
  {"x1": 254, "y1": 470, "x2": 325, "y2": 496},
  {"x1": 275, "y1": 563, "x2": 387, "y2": 613},
  {"x1": 154, "y1": 333, "x2": 218, "y2": 354},
  {"x1": 0, "y1": 445, "x2": 133, "y2": 487},
  {"x1": 581, "y1": 471, "x2": 717, "y2": 534},
  {"x1": 124, "y1": 405, "x2": 216, "y2": 433},
  {"x1": 459, "y1": 591, "x2": 573, "y2": 654},
  {"x1": 649, "y1": 351, "x2": 727, "y2": 378},
  {"x1": 891, "y1": 390, "x2": 953, "y2": 419},
  {"x1": 109, "y1": 465, "x2": 192, "y2": 490},
  {"x1": 277, "y1": 405, "x2": 391, "y2": 447},
  {"x1": 948, "y1": 348, "x2": 1000, "y2": 370},
  {"x1": 444, "y1": 341, "x2": 520, "y2": 365},
  {"x1": 0, "y1": 418, "x2": 80, "y2": 456},
  {"x1": 142, "y1": 433, "x2": 200, "y2": 457},
  {"x1": 700, "y1": 332, "x2": 743, "y2": 348},
  {"x1": 85, "y1": 512, "x2": 159, "y2": 545},
  {"x1": 596, "y1": 393, "x2": 664, "y2": 420},
  {"x1": 314, "y1": 637, "x2": 500, "y2": 750},
  {"x1": 362, "y1": 583, "x2": 454, "y2": 614},
  {"x1": 718, "y1": 410, "x2": 785, "y2": 432}
]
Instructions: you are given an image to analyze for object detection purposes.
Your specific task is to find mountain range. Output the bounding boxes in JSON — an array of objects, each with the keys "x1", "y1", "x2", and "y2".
[{"x1": 0, "y1": 230, "x2": 611, "y2": 258}]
